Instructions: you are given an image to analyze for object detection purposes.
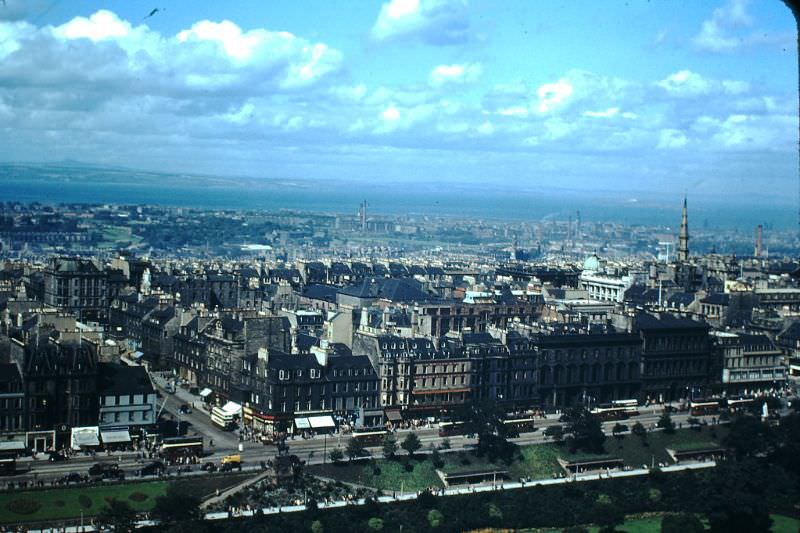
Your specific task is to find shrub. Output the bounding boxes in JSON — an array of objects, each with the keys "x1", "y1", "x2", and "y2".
[{"x1": 427, "y1": 509, "x2": 444, "y2": 528}]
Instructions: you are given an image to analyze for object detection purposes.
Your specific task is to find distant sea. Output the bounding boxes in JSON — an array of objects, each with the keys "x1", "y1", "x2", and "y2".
[{"x1": 1, "y1": 177, "x2": 794, "y2": 232}]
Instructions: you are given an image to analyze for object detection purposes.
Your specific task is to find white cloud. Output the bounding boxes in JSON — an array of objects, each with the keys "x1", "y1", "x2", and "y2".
[
  {"x1": 536, "y1": 79, "x2": 574, "y2": 113},
  {"x1": 477, "y1": 121, "x2": 495, "y2": 135},
  {"x1": 54, "y1": 10, "x2": 131, "y2": 42},
  {"x1": 496, "y1": 106, "x2": 529, "y2": 117},
  {"x1": 330, "y1": 84, "x2": 368, "y2": 102},
  {"x1": 370, "y1": 0, "x2": 470, "y2": 45},
  {"x1": 382, "y1": 106, "x2": 401, "y2": 121},
  {"x1": 429, "y1": 63, "x2": 482, "y2": 87},
  {"x1": 583, "y1": 107, "x2": 619, "y2": 118},
  {"x1": 657, "y1": 70, "x2": 711, "y2": 96},
  {"x1": 657, "y1": 129, "x2": 688, "y2": 149},
  {"x1": 692, "y1": 0, "x2": 791, "y2": 52}
]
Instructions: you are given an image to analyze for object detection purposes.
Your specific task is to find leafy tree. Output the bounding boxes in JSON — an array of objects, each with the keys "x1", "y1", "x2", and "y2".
[
  {"x1": 687, "y1": 417, "x2": 701, "y2": 430},
  {"x1": 611, "y1": 423, "x2": 628, "y2": 438},
  {"x1": 430, "y1": 448, "x2": 444, "y2": 469},
  {"x1": 562, "y1": 407, "x2": 606, "y2": 454},
  {"x1": 657, "y1": 412, "x2": 676, "y2": 434},
  {"x1": 631, "y1": 421, "x2": 647, "y2": 440},
  {"x1": 96, "y1": 498, "x2": 137, "y2": 532},
  {"x1": 367, "y1": 517, "x2": 384, "y2": 531},
  {"x1": 439, "y1": 438, "x2": 451, "y2": 450},
  {"x1": 382, "y1": 434, "x2": 398, "y2": 459},
  {"x1": 152, "y1": 488, "x2": 201, "y2": 525},
  {"x1": 486, "y1": 502, "x2": 504, "y2": 521},
  {"x1": 592, "y1": 502, "x2": 624, "y2": 533},
  {"x1": 427, "y1": 509, "x2": 444, "y2": 528},
  {"x1": 724, "y1": 414, "x2": 774, "y2": 460},
  {"x1": 708, "y1": 495, "x2": 773, "y2": 533},
  {"x1": 310, "y1": 520, "x2": 324, "y2": 533},
  {"x1": 346, "y1": 437, "x2": 366, "y2": 461},
  {"x1": 661, "y1": 513, "x2": 704, "y2": 533},
  {"x1": 461, "y1": 400, "x2": 518, "y2": 462},
  {"x1": 329, "y1": 447, "x2": 344, "y2": 464},
  {"x1": 401, "y1": 433, "x2": 422, "y2": 457}
]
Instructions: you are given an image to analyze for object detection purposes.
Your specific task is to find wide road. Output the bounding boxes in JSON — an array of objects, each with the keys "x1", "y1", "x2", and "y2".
[{"x1": 8, "y1": 407, "x2": 716, "y2": 484}]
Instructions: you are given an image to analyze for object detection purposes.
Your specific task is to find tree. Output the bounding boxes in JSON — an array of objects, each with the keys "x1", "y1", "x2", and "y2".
[
  {"x1": 657, "y1": 412, "x2": 676, "y2": 434},
  {"x1": 382, "y1": 434, "x2": 398, "y2": 459},
  {"x1": 724, "y1": 414, "x2": 774, "y2": 460},
  {"x1": 430, "y1": 448, "x2": 444, "y2": 468},
  {"x1": 461, "y1": 400, "x2": 518, "y2": 462},
  {"x1": 96, "y1": 498, "x2": 137, "y2": 532},
  {"x1": 329, "y1": 447, "x2": 344, "y2": 464},
  {"x1": 562, "y1": 527, "x2": 589, "y2": 533},
  {"x1": 631, "y1": 421, "x2": 647, "y2": 440},
  {"x1": 152, "y1": 488, "x2": 201, "y2": 525},
  {"x1": 708, "y1": 495, "x2": 773, "y2": 533},
  {"x1": 346, "y1": 437, "x2": 366, "y2": 461},
  {"x1": 612, "y1": 423, "x2": 628, "y2": 439},
  {"x1": 562, "y1": 407, "x2": 606, "y2": 454},
  {"x1": 661, "y1": 513, "x2": 704, "y2": 533},
  {"x1": 401, "y1": 433, "x2": 422, "y2": 457},
  {"x1": 427, "y1": 509, "x2": 444, "y2": 528},
  {"x1": 310, "y1": 520, "x2": 324, "y2": 533},
  {"x1": 367, "y1": 517, "x2": 384, "y2": 531},
  {"x1": 592, "y1": 502, "x2": 624, "y2": 533}
]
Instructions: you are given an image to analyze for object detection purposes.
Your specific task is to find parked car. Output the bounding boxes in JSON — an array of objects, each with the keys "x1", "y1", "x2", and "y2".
[
  {"x1": 136, "y1": 461, "x2": 165, "y2": 477},
  {"x1": 201, "y1": 462, "x2": 218, "y2": 472},
  {"x1": 179, "y1": 404, "x2": 192, "y2": 414},
  {"x1": 89, "y1": 463, "x2": 124, "y2": 480},
  {"x1": 49, "y1": 451, "x2": 69, "y2": 462},
  {"x1": 61, "y1": 472, "x2": 82, "y2": 484}
]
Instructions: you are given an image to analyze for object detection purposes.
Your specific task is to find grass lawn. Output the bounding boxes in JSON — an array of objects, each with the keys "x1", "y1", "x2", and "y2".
[
  {"x1": 771, "y1": 514, "x2": 800, "y2": 533},
  {"x1": 0, "y1": 472, "x2": 257, "y2": 524},
  {"x1": 0, "y1": 481, "x2": 167, "y2": 524},
  {"x1": 309, "y1": 426, "x2": 728, "y2": 492}
]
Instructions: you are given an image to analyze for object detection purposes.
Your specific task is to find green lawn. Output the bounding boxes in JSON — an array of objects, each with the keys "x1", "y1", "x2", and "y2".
[
  {"x1": 309, "y1": 426, "x2": 729, "y2": 492},
  {"x1": 0, "y1": 481, "x2": 167, "y2": 524},
  {"x1": 0, "y1": 472, "x2": 257, "y2": 524}
]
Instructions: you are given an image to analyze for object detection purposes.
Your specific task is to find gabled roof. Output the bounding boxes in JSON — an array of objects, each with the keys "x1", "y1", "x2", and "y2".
[
  {"x1": 302, "y1": 284, "x2": 339, "y2": 303},
  {"x1": 700, "y1": 293, "x2": 730, "y2": 306}
]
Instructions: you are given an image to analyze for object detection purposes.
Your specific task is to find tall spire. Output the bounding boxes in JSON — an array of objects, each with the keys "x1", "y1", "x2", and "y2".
[{"x1": 678, "y1": 195, "x2": 689, "y2": 261}]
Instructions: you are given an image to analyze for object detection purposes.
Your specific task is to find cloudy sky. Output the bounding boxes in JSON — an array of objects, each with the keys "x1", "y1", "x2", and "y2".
[{"x1": 0, "y1": 0, "x2": 796, "y2": 199}]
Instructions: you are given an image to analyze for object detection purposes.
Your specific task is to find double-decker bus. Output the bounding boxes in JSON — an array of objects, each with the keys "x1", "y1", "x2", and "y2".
[
  {"x1": 502, "y1": 417, "x2": 537, "y2": 434},
  {"x1": 438, "y1": 421, "x2": 468, "y2": 437},
  {"x1": 590, "y1": 405, "x2": 629, "y2": 421},
  {"x1": 724, "y1": 396, "x2": 755, "y2": 413},
  {"x1": 611, "y1": 399, "x2": 640, "y2": 416},
  {"x1": 689, "y1": 399, "x2": 721, "y2": 416},
  {"x1": 351, "y1": 428, "x2": 390, "y2": 446}
]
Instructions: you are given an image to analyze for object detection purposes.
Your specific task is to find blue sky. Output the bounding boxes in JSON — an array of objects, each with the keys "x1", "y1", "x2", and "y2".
[{"x1": 0, "y1": 0, "x2": 796, "y2": 200}]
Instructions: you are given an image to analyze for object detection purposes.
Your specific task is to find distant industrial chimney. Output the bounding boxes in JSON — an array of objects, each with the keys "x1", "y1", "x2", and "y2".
[
  {"x1": 359, "y1": 200, "x2": 367, "y2": 233},
  {"x1": 677, "y1": 196, "x2": 689, "y2": 262},
  {"x1": 755, "y1": 224, "x2": 763, "y2": 258}
]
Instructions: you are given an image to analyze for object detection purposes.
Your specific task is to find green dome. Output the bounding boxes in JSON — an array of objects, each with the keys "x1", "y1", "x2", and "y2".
[{"x1": 583, "y1": 254, "x2": 601, "y2": 271}]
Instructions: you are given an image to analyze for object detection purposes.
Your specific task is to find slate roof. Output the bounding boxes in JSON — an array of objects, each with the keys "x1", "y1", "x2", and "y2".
[
  {"x1": 635, "y1": 313, "x2": 708, "y2": 331},
  {"x1": 700, "y1": 293, "x2": 730, "y2": 306},
  {"x1": 98, "y1": 363, "x2": 155, "y2": 396},
  {"x1": 302, "y1": 284, "x2": 339, "y2": 303}
]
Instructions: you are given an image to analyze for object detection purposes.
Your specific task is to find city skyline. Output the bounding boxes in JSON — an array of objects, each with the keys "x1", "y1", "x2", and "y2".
[{"x1": 0, "y1": 0, "x2": 796, "y2": 201}]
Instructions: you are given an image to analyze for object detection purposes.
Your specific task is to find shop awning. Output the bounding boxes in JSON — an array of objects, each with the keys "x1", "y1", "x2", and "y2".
[
  {"x1": 221, "y1": 401, "x2": 242, "y2": 415},
  {"x1": 100, "y1": 430, "x2": 131, "y2": 444},
  {"x1": 294, "y1": 417, "x2": 311, "y2": 429},
  {"x1": 199, "y1": 388, "x2": 213, "y2": 398},
  {"x1": 71, "y1": 427, "x2": 100, "y2": 449},
  {"x1": 385, "y1": 409, "x2": 403, "y2": 422},
  {"x1": 308, "y1": 415, "x2": 335, "y2": 429},
  {"x1": 0, "y1": 441, "x2": 26, "y2": 452}
]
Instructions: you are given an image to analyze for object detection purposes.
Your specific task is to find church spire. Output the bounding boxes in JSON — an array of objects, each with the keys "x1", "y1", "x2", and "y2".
[{"x1": 678, "y1": 195, "x2": 689, "y2": 261}]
